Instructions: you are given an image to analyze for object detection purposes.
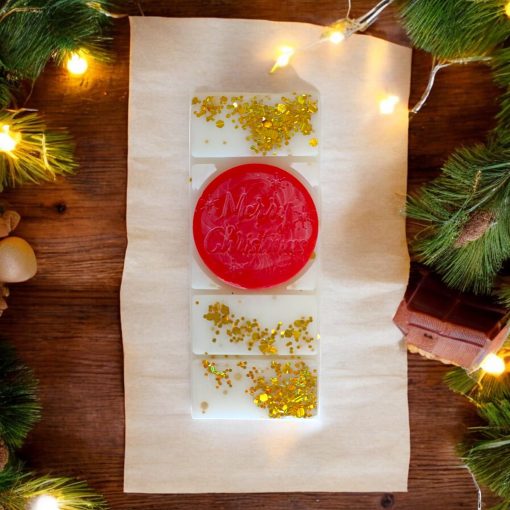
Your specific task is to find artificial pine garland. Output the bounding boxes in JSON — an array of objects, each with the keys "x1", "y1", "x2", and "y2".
[
  {"x1": 0, "y1": 110, "x2": 76, "y2": 190},
  {"x1": 0, "y1": 341, "x2": 40, "y2": 451},
  {"x1": 0, "y1": 0, "x2": 113, "y2": 107},
  {"x1": 0, "y1": 1, "x2": 114, "y2": 508},
  {"x1": 395, "y1": 1, "x2": 510, "y2": 508}
]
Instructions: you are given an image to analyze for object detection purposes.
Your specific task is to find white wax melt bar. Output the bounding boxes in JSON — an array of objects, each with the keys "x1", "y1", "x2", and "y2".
[
  {"x1": 189, "y1": 91, "x2": 321, "y2": 421},
  {"x1": 191, "y1": 294, "x2": 319, "y2": 356},
  {"x1": 190, "y1": 92, "x2": 320, "y2": 158},
  {"x1": 191, "y1": 357, "x2": 319, "y2": 420}
]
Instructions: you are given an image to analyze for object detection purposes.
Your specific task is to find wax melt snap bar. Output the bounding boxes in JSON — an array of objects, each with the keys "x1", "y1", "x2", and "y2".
[{"x1": 189, "y1": 92, "x2": 320, "y2": 420}]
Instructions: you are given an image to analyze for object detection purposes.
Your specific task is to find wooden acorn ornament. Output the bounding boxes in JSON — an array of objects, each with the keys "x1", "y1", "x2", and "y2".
[
  {"x1": 0, "y1": 208, "x2": 37, "y2": 316},
  {"x1": 0, "y1": 236, "x2": 37, "y2": 283}
]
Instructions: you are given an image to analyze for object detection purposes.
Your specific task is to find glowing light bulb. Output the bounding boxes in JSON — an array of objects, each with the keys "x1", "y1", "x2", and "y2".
[
  {"x1": 270, "y1": 46, "x2": 295, "y2": 73},
  {"x1": 480, "y1": 353, "x2": 506, "y2": 376},
  {"x1": 31, "y1": 495, "x2": 60, "y2": 510},
  {"x1": 329, "y1": 30, "x2": 345, "y2": 44},
  {"x1": 66, "y1": 52, "x2": 88, "y2": 76},
  {"x1": 379, "y1": 95, "x2": 400, "y2": 115},
  {"x1": 0, "y1": 125, "x2": 18, "y2": 152},
  {"x1": 505, "y1": 1, "x2": 510, "y2": 18}
]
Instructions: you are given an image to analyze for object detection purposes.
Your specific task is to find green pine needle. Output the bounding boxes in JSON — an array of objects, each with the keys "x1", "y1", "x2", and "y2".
[
  {"x1": 0, "y1": 465, "x2": 106, "y2": 510},
  {"x1": 407, "y1": 135, "x2": 510, "y2": 294},
  {"x1": 0, "y1": 340, "x2": 40, "y2": 449},
  {"x1": 0, "y1": 109, "x2": 77, "y2": 190},
  {"x1": 445, "y1": 367, "x2": 510, "y2": 403},
  {"x1": 491, "y1": 47, "x2": 510, "y2": 88},
  {"x1": 0, "y1": 77, "x2": 12, "y2": 109},
  {"x1": 0, "y1": 0, "x2": 113, "y2": 81},
  {"x1": 397, "y1": 0, "x2": 510, "y2": 60}
]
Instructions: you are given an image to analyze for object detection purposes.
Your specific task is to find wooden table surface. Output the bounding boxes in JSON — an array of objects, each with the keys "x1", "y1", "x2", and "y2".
[{"x1": 0, "y1": 1, "x2": 503, "y2": 508}]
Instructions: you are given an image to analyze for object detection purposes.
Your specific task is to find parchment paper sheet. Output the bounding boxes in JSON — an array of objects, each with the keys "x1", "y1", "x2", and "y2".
[{"x1": 122, "y1": 17, "x2": 411, "y2": 493}]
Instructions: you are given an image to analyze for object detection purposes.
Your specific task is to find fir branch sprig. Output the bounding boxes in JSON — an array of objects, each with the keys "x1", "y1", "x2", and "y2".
[
  {"x1": 0, "y1": 109, "x2": 76, "y2": 190},
  {"x1": 460, "y1": 399, "x2": 510, "y2": 507},
  {"x1": 397, "y1": 0, "x2": 510, "y2": 61},
  {"x1": 0, "y1": 341, "x2": 40, "y2": 449},
  {"x1": 445, "y1": 368, "x2": 510, "y2": 403},
  {"x1": 0, "y1": 0, "x2": 113, "y2": 81},
  {"x1": 0, "y1": 465, "x2": 107, "y2": 510},
  {"x1": 407, "y1": 135, "x2": 510, "y2": 294}
]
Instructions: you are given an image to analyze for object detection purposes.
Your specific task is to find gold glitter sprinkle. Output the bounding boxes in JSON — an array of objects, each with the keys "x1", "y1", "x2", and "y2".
[
  {"x1": 203, "y1": 302, "x2": 316, "y2": 355},
  {"x1": 201, "y1": 358, "x2": 317, "y2": 419},
  {"x1": 192, "y1": 94, "x2": 318, "y2": 155},
  {"x1": 247, "y1": 360, "x2": 317, "y2": 418}
]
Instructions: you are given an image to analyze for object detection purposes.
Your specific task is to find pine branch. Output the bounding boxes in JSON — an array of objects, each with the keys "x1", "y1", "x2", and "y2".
[
  {"x1": 0, "y1": 0, "x2": 114, "y2": 81},
  {"x1": 0, "y1": 340, "x2": 40, "y2": 449},
  {"x1": 461, "y1": 400, "x2": 510, "y2": 503},
  {"x1": 407, "y1": 135, "x2": 510, "y2": 294},
  {"x1": 0, "y1": 465, "x2": 107, "y2": 510},
  {"x1": 397, "y1": 0, "x2": 510, "y2": 60},
  {"x1": 445, "y1": 368, "x2": 510, "y2": 403},
  {"x1": 0, "y1": 109, "x2": 76, "y2": 190}
]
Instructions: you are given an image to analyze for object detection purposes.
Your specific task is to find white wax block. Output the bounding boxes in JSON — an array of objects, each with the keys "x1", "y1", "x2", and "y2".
[
  {"x1": 191, "y1": 356, "x2": 319, "y2": 420},
  {"x1": 191, "y1": 294, "x2": 319, "y2": 356},
  {"x1": 190, "y1": 92, "x2": 320, "y2": 158}
]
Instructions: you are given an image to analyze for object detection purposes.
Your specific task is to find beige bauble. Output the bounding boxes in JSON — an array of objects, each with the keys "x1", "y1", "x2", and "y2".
[{"x1": 0, "y1": 237, "x2": 37, "y2": 283}]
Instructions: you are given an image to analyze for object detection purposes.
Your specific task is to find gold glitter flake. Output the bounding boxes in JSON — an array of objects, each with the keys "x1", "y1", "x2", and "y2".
[
  {"x1": 201, "y1": 358, "x2": 317, "y2": 419},
  {"x1": 203, "y1": 302, "x2": 317, "y2": 355},
  {"x1": 309, "y1": 138, "x2": 318, "y2": 147},
  {"x1": 192, "y1": 94, "x2": 318, "y2": 155},
  {"x1": 248, "y1": 360, "x2": 317, "y2": 418}
]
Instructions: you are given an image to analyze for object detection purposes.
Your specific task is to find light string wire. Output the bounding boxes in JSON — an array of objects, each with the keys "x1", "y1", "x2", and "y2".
[
  {"x1": 411, "y1": 55, "x2": 493, "y2": 115},
  {"x1": 269, "y1": 0, "x2": 395, "y2": 74},
  {"x1": 466, "y1": 465, "x2": 483, "y2": 510}
]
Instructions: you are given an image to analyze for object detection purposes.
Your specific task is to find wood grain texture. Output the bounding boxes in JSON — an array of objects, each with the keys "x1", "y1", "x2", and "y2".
[{"x1": 0, "y1": 1, "x2": 503, "y2": 508}]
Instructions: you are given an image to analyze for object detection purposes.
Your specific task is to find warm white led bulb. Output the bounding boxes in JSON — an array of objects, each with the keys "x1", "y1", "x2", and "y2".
[
  {"x1": 379, "y1": 95, "x2": 400, "y2": 115},
  {"x1": 270, "y1": 46, "x2": 295, "y2": 73},
  {"x1": 31, "y1": 495, "x2": 60, "y2": 510},
  {"x1": 66, "y1": 52, "x2": 88, "y2": 76},
  {"x1": 0, "y1": 125, "x2": 17, "y2": 152},
  {"x1": 480, "y1": 353, "x2": 506, "y2": 376},
  {"x1": 329, "y1": 30, "x2": 345, "y2": 44}
]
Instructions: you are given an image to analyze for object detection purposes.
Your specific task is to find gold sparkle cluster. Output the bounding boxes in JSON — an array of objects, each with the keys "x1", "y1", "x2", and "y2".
[
  {"x1": 203, "y1": 301, "x2": 316, "y2": 355},
  {"x1": 202, "y1": 358, "x2": 318, "y2": 418},
  {"x1": 202, "y1": 359, "x2": 233, "y2": 389},
  {"x1": 191, "y1": 93, "x2": 319, "y2": 155},
  {"x1": 248, "y1": 360, "x2": 317, "y2": 418}
]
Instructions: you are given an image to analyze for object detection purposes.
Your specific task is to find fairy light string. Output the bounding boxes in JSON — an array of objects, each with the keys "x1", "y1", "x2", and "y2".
[{"x1": 269, "y1": 0, "x2": 395, "y2": 73}]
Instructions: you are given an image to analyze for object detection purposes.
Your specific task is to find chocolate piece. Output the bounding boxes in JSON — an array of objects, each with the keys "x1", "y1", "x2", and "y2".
[{"x1": 393, "y1": 265, "x2": 510, "y2": 370}]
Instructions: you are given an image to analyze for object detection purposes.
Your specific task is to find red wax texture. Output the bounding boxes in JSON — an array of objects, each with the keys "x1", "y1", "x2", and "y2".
[{"x1": 193, "y1": 163, "x2": 318, "y2": 289}]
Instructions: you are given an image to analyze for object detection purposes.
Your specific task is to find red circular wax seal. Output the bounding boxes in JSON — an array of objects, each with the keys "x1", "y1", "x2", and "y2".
[{"x1": 193, "y1": 163, "x2": 318, "y2": 289}]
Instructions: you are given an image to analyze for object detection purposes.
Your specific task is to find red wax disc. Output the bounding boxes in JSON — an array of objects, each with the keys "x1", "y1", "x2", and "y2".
[{"x1": 193, "y1": 163, "x2": 318, "y2": 289}]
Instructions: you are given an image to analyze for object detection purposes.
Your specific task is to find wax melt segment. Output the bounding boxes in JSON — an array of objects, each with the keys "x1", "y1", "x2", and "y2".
[{"x1": 193, "y1": 163, "x2": 319, "y2": 289}]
